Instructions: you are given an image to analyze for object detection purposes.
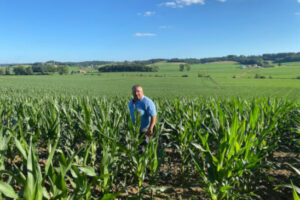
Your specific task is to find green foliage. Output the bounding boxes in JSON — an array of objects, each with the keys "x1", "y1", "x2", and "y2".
[
  {"x1": 5, "y1": 67, "x2": 10, "y2": 75},
  {"x1": 255, "y1": 73, "x2": 266, "y2": 79},
  {"x1": 179, "y1": 64, "x2": 184, "y2": 71},
  {"x1": 0, "y1": 61, "x2": 299, "y2": 100},
  {"x1": 32, "y1": 64, "x2": 57, "y2": 74},
  {"x1": 186, "y1": 64, "x2": 191, "y2": 71},
  {"x1": 13, "y1": 65, "x2": 30, "y2": 75},
  {"x1": 10, "y1": 64, "x2": 67, "y2": 75},
  {"x1": 189, "y1": 99, "x2": 295, "y2": 199},
  {"x1": 57, "y1": 65, "x2": 69, "y2": 75},
  {"x1": 0, "y1": 97, "x2": 298, "y2": 199},
  {"x1": 98, "y1": 63, "x2": 158, "y2": 72},
  {"x1": 179, "y1": 64, "x2": 191, "y2": 72},
  {"x1": 168, "y1": 52, "x2": 300, "y2": 65}
]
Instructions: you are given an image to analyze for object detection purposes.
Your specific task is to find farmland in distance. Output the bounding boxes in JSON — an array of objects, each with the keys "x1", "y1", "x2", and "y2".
[{"x1": 0, "y1": 61, "x2": 299, "y2": 99}]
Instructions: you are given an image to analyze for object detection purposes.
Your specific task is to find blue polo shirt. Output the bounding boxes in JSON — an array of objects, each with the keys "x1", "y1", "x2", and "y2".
[{"x1": 128, "y1": 96, "x2": 157, "y2": 130}]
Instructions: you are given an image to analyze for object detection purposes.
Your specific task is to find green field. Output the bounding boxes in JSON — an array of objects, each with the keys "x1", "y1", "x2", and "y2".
[
  {"x1": 0, "y1": 62, "x2": 299, "y2": 99},
  {"x1": 0, "y1": 97, "x2": 298, "y2": 199},
  {"x1": 0, "y1": 62, "x2": 299, "y2": 199}
]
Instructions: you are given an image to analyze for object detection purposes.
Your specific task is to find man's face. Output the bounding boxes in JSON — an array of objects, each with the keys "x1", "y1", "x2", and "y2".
[{"x1": 132, "y1": 87, "x2": 144, "y2": 100}]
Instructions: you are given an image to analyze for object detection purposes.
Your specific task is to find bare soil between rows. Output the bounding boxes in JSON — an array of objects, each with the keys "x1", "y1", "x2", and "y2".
[
  {"x1": 115, "y1": 149, "x2": 300, "y2": 200},
  {"x1": 4, "y1": 147, "x2": 300, "y2": 200}
]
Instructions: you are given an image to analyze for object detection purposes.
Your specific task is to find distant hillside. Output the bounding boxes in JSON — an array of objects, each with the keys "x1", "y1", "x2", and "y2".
[
  {"x1": 166, "y1": 52, "x2": 300, "y2": 65},
  {"x1": 1, "y1": 52, "x2": 300, "y2": 67}
]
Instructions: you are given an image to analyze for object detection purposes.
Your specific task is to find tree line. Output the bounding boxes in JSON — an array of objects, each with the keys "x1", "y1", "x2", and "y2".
[
  {"x1": 98, "y1": 63, "x2": 158, "y2": 72},
  {"x1": 0, "y1": 65, "x2": 69, "y2": 75},
  {"x1": 31, "y1": 61, "x2": 111, "y2": 68},
  {"x1": 167, "y1": 52, "x2": 300, "y2": 65},
  {"x1": 1, "y1": 51, "x2": 300, "y2": 69}
]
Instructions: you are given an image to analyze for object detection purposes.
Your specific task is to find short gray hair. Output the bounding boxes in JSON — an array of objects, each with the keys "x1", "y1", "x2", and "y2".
[{"x1": 132, "y1": 85, "x2": 143, "y2": 91}]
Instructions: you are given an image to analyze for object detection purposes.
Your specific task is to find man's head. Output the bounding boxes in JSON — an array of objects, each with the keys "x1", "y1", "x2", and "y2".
[{"x1": 132, "y1": 85, "x2": 144, "y2": 101}]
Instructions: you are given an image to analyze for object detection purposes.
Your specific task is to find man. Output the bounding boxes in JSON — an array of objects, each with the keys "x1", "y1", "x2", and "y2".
[{"x1": 128, "y1": 85, "x2": 157, "y2": 150}]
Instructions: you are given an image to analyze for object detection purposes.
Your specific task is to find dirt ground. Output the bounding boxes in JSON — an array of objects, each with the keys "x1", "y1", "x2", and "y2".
[{"x1": 116, "y1": 149, "x2": 300, "y2": 200}]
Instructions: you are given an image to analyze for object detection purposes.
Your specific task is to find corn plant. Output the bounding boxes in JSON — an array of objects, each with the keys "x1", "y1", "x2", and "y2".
[
  {"x1": 0, "y1": 96, "x2": 298, "y2": 199},
  {"x1": 189, "y1": 99, "x2": 294, "y2": 199}
]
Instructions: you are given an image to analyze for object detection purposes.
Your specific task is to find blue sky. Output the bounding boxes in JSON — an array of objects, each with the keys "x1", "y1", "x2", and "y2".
[{"x1": 0, "y1": 0, "x2": 300, "y2": 63}]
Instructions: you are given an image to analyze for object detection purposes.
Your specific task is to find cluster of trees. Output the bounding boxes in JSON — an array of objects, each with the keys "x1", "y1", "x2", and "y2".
[
  {"x1": 40, "y1": 52, "x2": 300, "y2": 66},
  {"x1": 167, "y1": 52, "x2": 300, "y2": 65},
  {"x1": 98, "y1": 63, "x2": 158, "y2": 72},
  {"x1": 32, "y1": 61, "x2": 111, "y2": 68},
  {"x1": 168, "y1": 58, "x2": 201, "y2": 64},
  {"x1": 0, "y1": 68, "x2": 11, "y2": 75},
  {"x1": 2, "y1": 52, "x2": 300, "y2": 70},
  {"x1": 262, "y1": 52, "x2": 300, "y2": 63},
  {"x1": 0, "y1": 65, "x2": 69, "y2": 75},
  {"x1": 1, "y1": 52, "x2": 300, "y2": 75},
  {"x1": 132, "y1": 59, "x2": 167, "y2": 65},
  {"x1": 61, "y1": 52, "x2": 299, "y2": 66},
  {"x1": 179, "y1": 64, "x2": 191, "y2": 71}
]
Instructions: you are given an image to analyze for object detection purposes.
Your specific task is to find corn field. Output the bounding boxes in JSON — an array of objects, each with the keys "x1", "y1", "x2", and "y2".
[{"x1": 0, "y1": 97, "x2": 299, "y2": 199}]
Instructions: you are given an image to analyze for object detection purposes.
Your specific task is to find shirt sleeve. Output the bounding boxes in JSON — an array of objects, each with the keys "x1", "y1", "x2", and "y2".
[
  {"x1": 147, "y1": 99, "x2": 157, "y2": 116},
  {"x1": 128, "y1": 101, "x2": 135, "y2": 124}
]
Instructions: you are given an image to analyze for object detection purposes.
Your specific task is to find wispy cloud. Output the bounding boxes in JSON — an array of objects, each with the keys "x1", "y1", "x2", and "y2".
[
  {"x1": 160, "y1": 0, "x2": 205, "y2": 8},
  {"x1": 217, "y1": 0, "x2": 226, "y2": 2},
  {"x1": 295, "y1": 12, "x2": 300, "y2": 15},
  {"x1": 163, "y1": 2, "x2": 177, "y2": 7},
  {"x1": 134, "y1": 33, "x2": 157, "y2": 37},
  {"x1": 298, "y1": 0, "x2": 300, "y2": 3},
  {"x1": 138, "y1": 11, "x2": 156, "y2": 16},
  {"x1": 160, "y1": 25, "x2": 172, "y2": 29}
]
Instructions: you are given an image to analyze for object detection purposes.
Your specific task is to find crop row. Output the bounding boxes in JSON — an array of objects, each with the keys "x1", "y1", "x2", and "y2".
[{"x1": 0, "y1": 97, "x2": 299, "y2": 199}]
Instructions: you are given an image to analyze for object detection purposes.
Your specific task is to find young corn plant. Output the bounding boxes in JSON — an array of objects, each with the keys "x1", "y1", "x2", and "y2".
[
  {"x1": 190, "y1": 99, "x2": 287, "y2": 199},
  {"x1": 162, "y1": 99, "x2": 204, "y2": 178},
  {"x1": 0, "y1": 136, "x2": 54, "y2": 200},
  {"x1": 0, "y1": 119, "x2": 83, "y2": 199}
]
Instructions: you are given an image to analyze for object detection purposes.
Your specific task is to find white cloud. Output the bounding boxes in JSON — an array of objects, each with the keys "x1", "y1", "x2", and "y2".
[
  {"x1": 298, "y1": 0, "x2": 300, "y2": 3},
  {"x1": 160, "y1": 0, "x2": 205, "y2": 8},
  {"x1": 138, "y1": 11, "x2": 156, "y2": 16},
  {"x1": 160, "y1": 25, "x2": 172, "y2": 29},
  {"x1": 160, "y1": 2, "x2": 178, "y2": 7},
  {"x1": 217, "y1": 0, "x2": 226, "y2": 2},
  {"x1": 295, "y1": 12, "x2": 300, "y2": 15},
  {"x1": 134, "y1": 33, "x2": 157, "y2": 37}
]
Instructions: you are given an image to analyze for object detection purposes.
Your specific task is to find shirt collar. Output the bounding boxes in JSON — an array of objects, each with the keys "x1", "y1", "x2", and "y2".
[{"x1": 132, "y1": 95, "x2": 144, "y2": 104}]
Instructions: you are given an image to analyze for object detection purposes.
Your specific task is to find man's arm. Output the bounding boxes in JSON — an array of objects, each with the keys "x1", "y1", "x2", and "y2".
[
  {"x1": 128, "y1": 102, "x2": 135, "y2": 124},
  {"x1": 147, "y1": 115, "x2": 156, "y2": 137},
  {"x1": 146, "y1": 99, "x2": 157, "y2": 137}
]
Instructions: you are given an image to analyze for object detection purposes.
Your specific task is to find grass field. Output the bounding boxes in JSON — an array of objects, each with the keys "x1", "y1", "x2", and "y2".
[{"x1": 0, "y1": 61, "x2": 299, "y2": 99}]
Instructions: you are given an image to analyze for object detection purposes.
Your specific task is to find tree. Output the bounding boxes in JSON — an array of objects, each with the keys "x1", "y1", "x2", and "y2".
[
  {"x1": 32, "y1": 65, "x2": 44, "y2": 73},
  {"x1": 185, "y1": 64, "x2": 191, "y2": 71},
  {"x1": 98, "y1": 63, "x2": 157, "y2": 72},
  {"x1": 5, "y1": 67, "x2": 10, "y2": 75},
  {"x1": 45, "y1": 65, "x2": 57, "y2": 73},
  {"x1": 179, "y1": 64, "x2": 184, "y2": 72},
  {"x1": 0, "y1": 68, "x2": 4, "y2": 75},
  {"x1": 57, "y1": 65, "x2": 69, "y2": 75},
  {"x1": 13, "y1": 66, "x2": 27, "y2": 75},
  {"x1": 25, "y1": 67, "x2": 33, "y2": 75}
]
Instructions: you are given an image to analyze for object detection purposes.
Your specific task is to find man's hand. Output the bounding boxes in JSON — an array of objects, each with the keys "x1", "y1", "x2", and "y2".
[
  {"x1": 147, "y1": 115, "x2": 156, "y2": 137},
  {"x1": 147, "y1": 128, "x2": 153, "y2": 137}
]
